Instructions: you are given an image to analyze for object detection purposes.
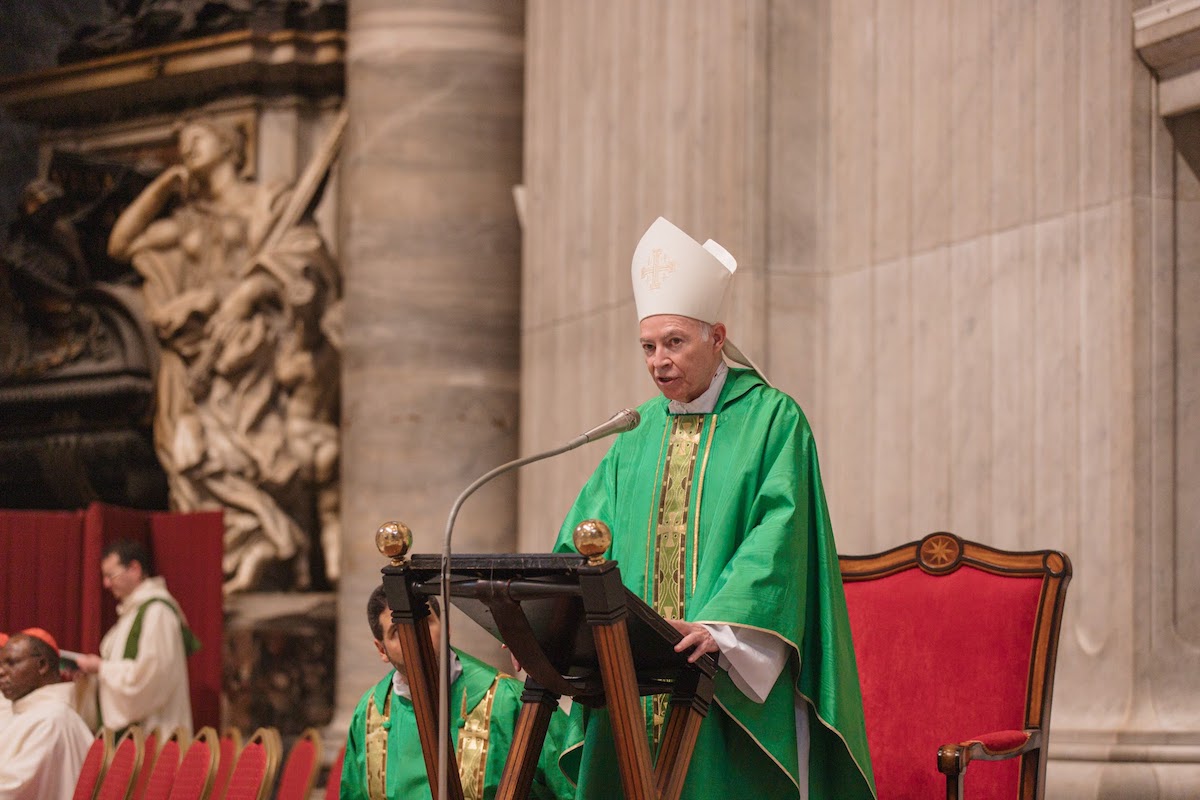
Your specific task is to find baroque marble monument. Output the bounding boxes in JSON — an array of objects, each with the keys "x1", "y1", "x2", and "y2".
[{"x1": 108, "y1": 114, "x2": 343, "y2": 595}]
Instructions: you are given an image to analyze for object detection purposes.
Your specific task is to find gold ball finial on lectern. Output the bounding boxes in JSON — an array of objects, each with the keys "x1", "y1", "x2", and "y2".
[
  {"x1": 375, "y1": 521, "x2": 413, "y2": 566},
  {"x1": 573, "y1": 519, "x2": 612, "y2": 565}
]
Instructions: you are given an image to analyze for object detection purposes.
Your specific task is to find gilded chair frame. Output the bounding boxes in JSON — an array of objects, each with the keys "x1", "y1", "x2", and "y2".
[
  {"x1": 102, "y1": 726, "x2": 146, "y2": 800},
  {"x1": 75, "y1": 727, "x2": 115, "y2": 800},
  {"x1": 235, "y1": 727, "x2": 283, "y2": 800},
  {"x1": 167, "y1": 726, "x2": 218, "y2": 800}
]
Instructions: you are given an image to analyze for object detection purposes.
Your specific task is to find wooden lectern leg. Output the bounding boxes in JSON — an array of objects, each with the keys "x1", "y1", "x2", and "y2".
[
  {"x1": 495, "y1": 682, "x2": 558, "y2": 800},
  {"x1": 395, "y1": 615, "x2": 466, "y2": 800},
  {"x1": 593, "y1": 619, "x2": 656, "y2": 800},
  {"x1": 653, "y1": 669, "x2": 713, "y2": 800}
]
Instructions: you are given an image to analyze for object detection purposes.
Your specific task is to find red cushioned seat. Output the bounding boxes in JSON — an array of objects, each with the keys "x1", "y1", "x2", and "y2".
[
  {"x1": 324, "y1": 744, "x2": 346, "y2": 800},
  {"x1": 72, "y1": 729, "x2": 114, "y2": 800},
  {"x1": 219, "y1": 727, "x2": 281, "y2": 800},
  {"x1": 274, "y1": 728, "x2": 323, "y2": 800},
  {"x1": 131, "y1": 729, "x2": 159, "y2": 800},
  {"x1": 166, "y1": 727, "x2": 218, "y2": 800},
  {"x1": 210, "y1": 728, "x2": 242, "y2": 800},
  {"x1": 840, "y1": 532, "x2": 1072, "y2": 800},
  {"x1": 140, "y1": 729, "x2": 186, "y2": 800},
  {"x1": 95, "y1": 726, "x2": 145, "y2": 800}
]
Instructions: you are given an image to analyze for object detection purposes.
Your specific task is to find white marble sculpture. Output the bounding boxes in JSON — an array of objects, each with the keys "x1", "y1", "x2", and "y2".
[{"x1": 108, "y1": 115, "x2": 342, "y2": 594}]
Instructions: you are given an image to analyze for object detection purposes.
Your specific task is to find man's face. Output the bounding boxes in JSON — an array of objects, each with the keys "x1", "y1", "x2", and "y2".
[
  {"x1": 0, "y1": 637, "x2": 50, "y2": 701},
  {"x1": 374, "y1": 608, "x2": 441, "y2": 680},
  {"x1": 101, "y1": 553, "x2": 143, "y2": 601},
  {"x1": 640, "y1": 315, "x2": 726, "y2": 403}
]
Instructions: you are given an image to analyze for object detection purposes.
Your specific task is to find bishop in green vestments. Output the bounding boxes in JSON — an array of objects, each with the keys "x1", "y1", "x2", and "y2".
[
  {"x1": 553, "y1": 217, "x2": 876, "y2": 800},
  {"x1": 341, "y1": 586, "x2": 576, "y2": 800}
]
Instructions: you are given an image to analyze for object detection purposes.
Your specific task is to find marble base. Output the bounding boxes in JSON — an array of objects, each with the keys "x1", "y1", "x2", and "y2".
[
  {"x1": 1049, "y1": 760, "x2": 1200, "y2": 800},
  {"x1": 223, "y1": 592, "x2": 336, "y2": 737}
]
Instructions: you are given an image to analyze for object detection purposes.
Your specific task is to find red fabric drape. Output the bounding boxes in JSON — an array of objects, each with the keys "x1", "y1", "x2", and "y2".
[
  {"x1": 83, "y1": 502, "x2": 153, "y2": 652},
  {"x1": 150, "y1": 509, "x2": 224, "y2": 732},
  {"x1": 0, "y1": 509, "x2": 87, "y2": 651},
  {"x1": 0, "y1": 502, "x2": 223, "y2": 730}
]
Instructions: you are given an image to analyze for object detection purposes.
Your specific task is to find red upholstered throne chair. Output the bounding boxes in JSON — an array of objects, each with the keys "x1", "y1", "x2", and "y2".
[{"x1": 840, "y1": 532, "x2": 1071, "y2": 800}]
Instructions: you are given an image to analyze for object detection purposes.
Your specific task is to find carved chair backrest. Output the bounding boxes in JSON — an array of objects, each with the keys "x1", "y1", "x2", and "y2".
[{"x1": 840, "y1": 532, "x2": 1071, "y2": 800}]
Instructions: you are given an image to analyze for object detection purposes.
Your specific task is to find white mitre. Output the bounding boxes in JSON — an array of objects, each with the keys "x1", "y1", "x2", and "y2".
[{"x1": 631, "y1": 216, "x2": 771, "y2": 385}]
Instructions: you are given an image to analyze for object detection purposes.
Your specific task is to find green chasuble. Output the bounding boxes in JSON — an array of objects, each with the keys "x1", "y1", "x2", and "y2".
[
  {"x1": 554, "y1": 368, "x2": 876, "y2": 800},
  {"x1": 340, "y1": 649, "x2": 576, "y2": 800}
]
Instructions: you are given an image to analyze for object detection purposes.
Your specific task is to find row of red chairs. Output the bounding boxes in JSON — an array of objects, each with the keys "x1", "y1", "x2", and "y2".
[{"x1": 71, "y1": 724, "x2": 343, "y2": 800}]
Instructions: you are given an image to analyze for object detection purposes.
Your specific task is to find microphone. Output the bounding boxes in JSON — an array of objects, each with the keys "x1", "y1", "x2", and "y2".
[
  {"x1": 564, "y1": 407, "x2": 641, "y2": 449},
  {"x1": 433, "y1": 408, "x2": 640, "y2": 799}
]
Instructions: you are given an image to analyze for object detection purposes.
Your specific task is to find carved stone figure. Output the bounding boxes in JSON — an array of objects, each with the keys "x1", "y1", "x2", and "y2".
[{"x1": 108, "y1": 116, "x2": 341, "y2": 594}]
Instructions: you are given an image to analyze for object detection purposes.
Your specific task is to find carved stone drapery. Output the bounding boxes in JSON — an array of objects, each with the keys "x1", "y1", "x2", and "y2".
[{"x1": 106, "y1": 114, "x2": 342, "y2": 595}]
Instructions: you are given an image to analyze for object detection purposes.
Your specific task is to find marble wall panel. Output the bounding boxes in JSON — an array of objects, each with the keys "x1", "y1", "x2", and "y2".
[
  {"x1": 1034, "y1": 0, "x2": 1079, "y2": 220},
  {"x1": 514, "y1": 0, "x2": 1195, "y2": 792},
  {"x1": 988, "y1": 227, "x2": 1036, "y2": 551},
  {"x1": 946, "y1": 236, "x2": 994, "y2": 544},
  {"x1": 766, "y1": 0, "x2": 827, "y2": 279},
  {"x1": 870, "y1": 258, "x2": 913, "y2": 543},
  {"x1": 517, "y1": 300, "x2": 645, "y2": 554},
  {"x1": 908, "y1": 247, "x2": 953, "y2": 535},
  {"x1": 520, "y1": 0, "x2": 772, "y2": 552},
  {"x1": 909, "y1": 0, "x2": 951, "y2": 253},
  {"x1": 1031, "y1": 217, "x2": 1071, "y2": 551},
  {"x1": 823, "y1": 268, "x2": 876, "y2": 547},
  {"x1": 764, "y1": 271, "x2": 827, "y2": 423},
  {"x1": 989, "y1": 0, "x2": 1036, "y2": 233},
  {"x1": 872, "y1": 0, "x2": 912, "y2": 265},
  {"x1": 949, "y1": 0, "x2": 992, "y2": 243},
  {"x1": 1175, "y1": 182, "x2": 1200, "y2": 648},
  {"x1": 1138, "y1": 143, "x2": 1200, "y2": 729},
  {"x1": 828, "y1": 0, "x2": 875, "y2": 275}
]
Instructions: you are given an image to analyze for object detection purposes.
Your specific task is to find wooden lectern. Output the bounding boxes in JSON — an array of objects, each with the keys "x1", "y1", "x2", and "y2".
[{"x1": 374, "y1": 519, "x2": 717, "y2": 800}]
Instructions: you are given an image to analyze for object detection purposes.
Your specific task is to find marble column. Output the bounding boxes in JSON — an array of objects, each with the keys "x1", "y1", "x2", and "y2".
[{"x1": 335, "y1": 0, "x2": 524, "y2": 732}]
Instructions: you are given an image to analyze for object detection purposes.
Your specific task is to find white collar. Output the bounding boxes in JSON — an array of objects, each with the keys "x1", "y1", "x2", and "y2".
[
  {"x1": 392, "y1": 650, "x2": 462, "y2": 700},
  {"x1": 116, "y1": 576, "x2": 172, "y2": 616},
  {"x1": 11, "y1": 682, "x2": 72, "y2": 713},
  {"x1": 667, "y1": 361, "x2": 728, "y2": 414}
]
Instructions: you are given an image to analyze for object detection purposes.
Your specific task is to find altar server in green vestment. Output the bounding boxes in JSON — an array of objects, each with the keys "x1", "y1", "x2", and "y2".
[
  {"x1": 554, "y1": 217, "x2": 876, "y2": 800},
  {"x1": 341, "y1": 585, "x2": 577, "y2": 800}
]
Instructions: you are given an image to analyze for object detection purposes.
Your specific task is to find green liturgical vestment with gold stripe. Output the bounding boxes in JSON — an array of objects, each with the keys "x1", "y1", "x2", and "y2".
[
  {"x1": 340, "y1": 650, "x2": 576, "y2": 800},
  {"x1": 555, "y1": 368, "x2": 876, "y2": 800}
]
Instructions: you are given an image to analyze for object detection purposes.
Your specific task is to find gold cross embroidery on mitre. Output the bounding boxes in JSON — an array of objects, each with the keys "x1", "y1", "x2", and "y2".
[{"x1": 641, "y1": 248, "x2": 676, "y2": 290}]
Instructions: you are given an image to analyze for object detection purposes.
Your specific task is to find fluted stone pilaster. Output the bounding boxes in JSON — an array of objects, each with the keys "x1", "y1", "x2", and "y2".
[{"x1": 336, "y1": 0, "x2": 524, "y2": 732}]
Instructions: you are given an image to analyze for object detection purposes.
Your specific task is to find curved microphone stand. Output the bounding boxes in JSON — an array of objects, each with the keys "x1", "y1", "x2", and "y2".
[{"x1": 435, "y1": 408, "x2": 639, "y2": 800}]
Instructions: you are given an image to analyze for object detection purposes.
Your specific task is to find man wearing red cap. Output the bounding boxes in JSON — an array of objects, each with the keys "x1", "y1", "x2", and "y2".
[{"x1": 0, "y1": 631, "x2": 94, "y2": 798}]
